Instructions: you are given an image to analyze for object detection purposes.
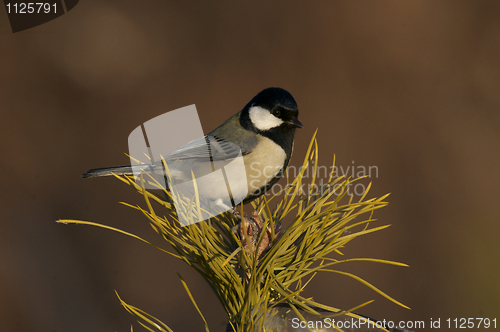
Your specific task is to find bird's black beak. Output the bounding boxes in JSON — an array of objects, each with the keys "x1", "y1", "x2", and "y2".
[{"x1": 287, "y1": 118, "x2": 303, "y2": 128}]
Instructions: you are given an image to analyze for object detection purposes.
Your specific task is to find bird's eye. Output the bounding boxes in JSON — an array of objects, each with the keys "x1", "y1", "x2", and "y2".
[{"x1": 272, "y1": 109, "x2": 281, "y2": 117}]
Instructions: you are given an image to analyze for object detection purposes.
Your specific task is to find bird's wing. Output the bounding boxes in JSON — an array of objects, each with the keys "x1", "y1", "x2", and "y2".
[{"x1": 165, "y1": 135, "x2": 246, "y2": 162}]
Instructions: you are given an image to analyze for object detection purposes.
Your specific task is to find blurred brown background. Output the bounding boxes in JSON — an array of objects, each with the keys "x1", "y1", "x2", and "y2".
[{"x1": 1, "y1": 1, "x2": 499, "y2": 331}]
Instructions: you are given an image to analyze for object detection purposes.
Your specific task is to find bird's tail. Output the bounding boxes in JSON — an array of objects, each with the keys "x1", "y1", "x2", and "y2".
[{"x1": 82, "y1": 165, "x2": 135, "y2": 178}]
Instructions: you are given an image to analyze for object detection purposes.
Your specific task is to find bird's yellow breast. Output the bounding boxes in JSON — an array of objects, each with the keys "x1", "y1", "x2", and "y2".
[{"x1": 243, "y1": 136, "x2": 286, "y2": 195}]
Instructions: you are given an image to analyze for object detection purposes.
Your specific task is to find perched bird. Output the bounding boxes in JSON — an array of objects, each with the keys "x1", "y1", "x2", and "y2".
[{"x1": 82, "y1": 87, "x2": 302, "y2": 210}]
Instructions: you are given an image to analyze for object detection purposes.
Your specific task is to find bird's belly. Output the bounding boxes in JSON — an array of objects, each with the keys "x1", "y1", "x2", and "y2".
[
  {"x1": 243, "y1": 136, "x2": 286, "y2": 197},
  {"x1": 167, "y1": 157, "x2": 249, "y2": 205}
]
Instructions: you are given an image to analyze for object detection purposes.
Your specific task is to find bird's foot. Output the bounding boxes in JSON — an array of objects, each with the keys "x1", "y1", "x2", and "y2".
[{"x1": 231, "y1": 210, "x2": 282, "y2": 259}]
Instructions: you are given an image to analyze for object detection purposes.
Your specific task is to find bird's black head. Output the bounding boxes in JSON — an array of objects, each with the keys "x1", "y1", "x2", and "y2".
[{"x1": 240, "y1": 87, "x2": 302, "y2": 151}]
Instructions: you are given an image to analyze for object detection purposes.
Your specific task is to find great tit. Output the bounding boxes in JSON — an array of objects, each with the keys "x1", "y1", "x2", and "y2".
[{"x1": 82, "y1": 87, "x2": 303, "y2": 208}]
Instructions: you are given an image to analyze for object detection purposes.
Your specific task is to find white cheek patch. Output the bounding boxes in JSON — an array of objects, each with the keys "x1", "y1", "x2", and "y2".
[{"x1": 249, "y1": 106, "x2": 283, "y2": 131}]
